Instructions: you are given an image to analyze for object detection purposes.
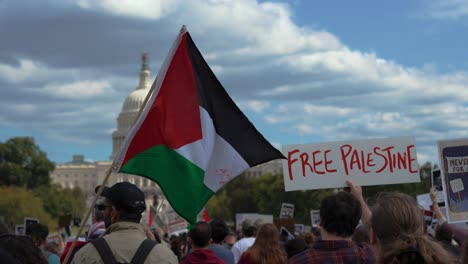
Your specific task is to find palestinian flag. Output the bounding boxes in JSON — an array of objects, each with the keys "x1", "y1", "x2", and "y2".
[{"x1": 113, "y1": 26, "x2": 285, "y2": 224}]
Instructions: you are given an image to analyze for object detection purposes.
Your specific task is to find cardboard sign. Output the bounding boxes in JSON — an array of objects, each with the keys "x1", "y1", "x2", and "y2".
[
  {"x1": 24, "y1": 217, "x2": 39, "y2": 233},
  {"x1": 15, "y1": 225, "x2": 25, "y2": 235},
  {"x1": 417, "y1": 193, "x2": 432, "y2": 210},
  {"x1": 294, "y1": 224, "x2": 305, "y2": 236},
  {"x1": 438, "y1": 139, "x2": 468, "y2": 223},
  {"x1": 310, "y1": 210, "x2": 320, "y2": 227},
  {"x1": 282, "y1": 137, "x2": 420, "y2": 191},
  {"x1": 280, "y1": 203, "x2": 295, "y2": 219},
  {"x1": 235, "y1": 213, "x2": 273, "y2": 232},
  {"x1": 450, "y1": 178, "x2": 465, "y2": 193}
]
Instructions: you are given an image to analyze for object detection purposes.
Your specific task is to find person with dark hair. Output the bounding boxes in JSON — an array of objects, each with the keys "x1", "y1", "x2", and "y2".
[
  {"x1": 231, "y1": 225, "x2": 257, "y2": 263},
  {"x1": 300, "y1": 232, "x2": 316, "y2": 247},
  {"x1": 224, "y1": 231, "x2": 237, "y2": 249},
  {"x1": 239, "y1": 223, "x2": 286, "y2": 263},
  {"x1": 289, "y1": 181, "x2": 375, "y2": 264},
  {"x1": 26, "y1": 223, "x2": 60, "y2": 264},
  {"x1": 181, "y1": 221, "x2": 225, "y2": 264},
  {"x1": 71, "y1": 182, "x2": 177, "y2": 264},
  {"x1": 209, "y1": 219, "x2": 235, "y2": 264},
  {"x1": 0, "y1": 234, "x2": 47, "y2": 264},
  {"x1": 170, "y1": 235, "x2": 182, "y2": 261},
  {"x1": 0, "y1": 246, "x2": 21, "y2": 264}
]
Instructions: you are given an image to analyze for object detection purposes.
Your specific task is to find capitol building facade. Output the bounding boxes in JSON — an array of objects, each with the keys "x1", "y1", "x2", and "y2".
[{"x1": 50, "y1": 53, "x2": 282, "y2": 198}]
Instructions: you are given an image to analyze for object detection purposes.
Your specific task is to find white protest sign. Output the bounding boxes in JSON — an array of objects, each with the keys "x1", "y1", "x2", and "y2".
[
  {"x1": 280, "y1": 203, "x2": 295, "y2": 219},
  {"x1": 446, "y1": 157, "x2": 468, "y2": 174},
  {"x1": 417, "y1": 193, "x2": 432, "y2": 210},
  {"x1": 282, "y1": 137, "x2": 420, "y2": 191},
  {"x1": 310, "y1": 210, "x2": 320, "y2": 227},
  {"x1": 450, "y1": 178, "x2": 464, "y2": 193},
  {"x1": 15, "y1": 225, "x2": 25, "y2": 235},
  {"x1": 294, "y1": 224, "x2": 305, "y2": 236},
  {"x1": 235, "y1": 213, "x2": 273, "y2": 231}
]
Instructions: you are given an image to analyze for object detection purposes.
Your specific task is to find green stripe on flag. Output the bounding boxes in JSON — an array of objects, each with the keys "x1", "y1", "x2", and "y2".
[{"x1": 120, "y1": 145, "x2": 214, "y2": 224}]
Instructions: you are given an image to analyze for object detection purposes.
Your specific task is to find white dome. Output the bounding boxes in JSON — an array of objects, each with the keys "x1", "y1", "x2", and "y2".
[{"x1": 121, "y1": 88, "x2": 150, "y2": 113}]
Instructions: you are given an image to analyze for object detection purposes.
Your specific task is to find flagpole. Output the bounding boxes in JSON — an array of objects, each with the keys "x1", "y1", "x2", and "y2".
[
  {"x1": 62, "y1": 66, "x2": 161, "y2": 264},
  {"x1": 62, "y1": 166, "x2": 113, "y2": 264}
]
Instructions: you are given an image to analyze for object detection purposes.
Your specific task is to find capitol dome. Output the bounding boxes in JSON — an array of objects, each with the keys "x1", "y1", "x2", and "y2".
[
  {"x1": 122, "y1": 88, "x2": 149, "y2": 114},
  {"x1": 112, "y1": 53, "x2": 152, "y2": 158}
]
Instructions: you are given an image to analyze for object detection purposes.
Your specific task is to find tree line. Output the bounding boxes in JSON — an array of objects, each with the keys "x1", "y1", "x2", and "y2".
[
  {"x1": 0, "y1": 137, "x2": 85, "y2": 229},
  {"x1": 206, "y1": 162, "x2": 433, "y2": 225},
  {"x1": 0, "y1": 136, "x2": 434, "y2": 229}
]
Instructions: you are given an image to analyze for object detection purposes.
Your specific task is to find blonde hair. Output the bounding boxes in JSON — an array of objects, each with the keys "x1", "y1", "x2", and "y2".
[
  {"x1": 371, "y1": 192, "x2": 453, "y2": 264},
  {"x1": 245, "y1": 223, "x2": 285, "y2": 264}
]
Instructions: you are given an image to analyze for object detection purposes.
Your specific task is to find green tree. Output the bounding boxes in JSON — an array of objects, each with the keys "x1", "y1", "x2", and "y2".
[
  {"x1": 0, "y1": 186, "x2": 55, "y2": 229},
  {"x1": 362, "y1": 162, "x2": 433, "y2": 202},
  {"x1": 206, "y1": 174, "x2": 333, "y2": 224},
  {"x1": 0, "y1": 137, "x2": 55, "y2": 188},
  {"x1": 206, "y1": 162, "x2": 434, "y2": 225},
  {"x1": 33, "y1": 184, "x2": 86, "y2": 219}
]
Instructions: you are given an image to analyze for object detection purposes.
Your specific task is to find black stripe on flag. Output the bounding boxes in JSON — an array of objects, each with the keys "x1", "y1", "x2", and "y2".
[{"x1": 185, "y1": 33, "x2": 285, "y2": 166}]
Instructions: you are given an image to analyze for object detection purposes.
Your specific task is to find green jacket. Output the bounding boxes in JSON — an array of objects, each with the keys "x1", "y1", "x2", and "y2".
[{"x1": 71, "y1": 221, "x2": 178, "y2": 264}]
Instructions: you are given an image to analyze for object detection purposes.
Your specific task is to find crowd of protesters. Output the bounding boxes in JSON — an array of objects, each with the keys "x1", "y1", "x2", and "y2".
[{"x1": 1, "y1": 180, "x2": 468, "y2": 263}]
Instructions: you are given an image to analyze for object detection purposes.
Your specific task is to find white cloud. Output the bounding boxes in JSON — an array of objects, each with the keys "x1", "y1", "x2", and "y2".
[
  {"x1": 3, "y1": 0, "x2": 468, "y2": 164},
  {"x1": 77, "y1": 0, "x2": 181, "y2": 20},
  {"x1": 77, "y1": 0, "x2": 91, "y2": 8},
  {"x1": 422, "y1": 0, "x2": 468, "y2": 19},
  {"x1": 0, "y1": 59, "x2": 44, "y2": 83},
  {"x1": 238, "y1": 100, "x2": 271, "y2": 113},
  {"x1": 271, "y1": 142, "x2": 282, "y2": 150},
  {"x1": 8, "y1": 104, "x2": 37, "y2": 114},
  {"x1": 42, "y1": 80, "x2": 112, "y2": 99},
  {"x1": 303, "y1": 104, "x2": 352, "y2": 116}
]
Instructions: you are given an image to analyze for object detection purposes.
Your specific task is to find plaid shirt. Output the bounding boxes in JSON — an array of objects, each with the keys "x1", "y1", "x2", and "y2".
[{"x1": 288, "y1": 239, "x2": 375, "y2": 264}]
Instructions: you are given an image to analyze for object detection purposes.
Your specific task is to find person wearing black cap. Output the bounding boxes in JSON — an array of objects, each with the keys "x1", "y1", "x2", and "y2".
[{"x1": 71, "y1": 182, "x2": 177, "y2": 264}]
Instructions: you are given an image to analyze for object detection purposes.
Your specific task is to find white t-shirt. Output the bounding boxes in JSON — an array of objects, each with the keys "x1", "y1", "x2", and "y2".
[{"x1": 231, "y1": 237, "x2": 255, "y2": 263}]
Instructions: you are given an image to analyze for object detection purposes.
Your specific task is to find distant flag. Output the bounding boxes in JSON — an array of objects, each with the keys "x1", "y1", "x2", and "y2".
[
  {"x1": 112, "y1": 26, "x2": 285, "y2": 225},
  {"x1": 148, "y1": 206, "x2": 156, "y2": 227},
  {"x1": 203, "y1": 209, "x2": 210, "y2": 223}
]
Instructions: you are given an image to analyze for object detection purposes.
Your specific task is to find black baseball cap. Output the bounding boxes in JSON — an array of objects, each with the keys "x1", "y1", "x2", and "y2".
[{"x1": 95, "y1": 182, "x2": 146, "y2": 214}]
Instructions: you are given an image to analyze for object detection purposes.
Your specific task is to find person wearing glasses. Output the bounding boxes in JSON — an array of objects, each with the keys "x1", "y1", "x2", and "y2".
[
  {"x1": 70, "y1": 182, "x2": 177, "y2": 264},
  {"x1": 87, "y1": 197, "x2": 108, "y2": 240}
]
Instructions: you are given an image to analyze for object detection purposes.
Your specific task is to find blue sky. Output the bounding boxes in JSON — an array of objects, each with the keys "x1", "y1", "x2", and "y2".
[{"x1": 1, "y1": 0, "x2": 468, "y2": 165}]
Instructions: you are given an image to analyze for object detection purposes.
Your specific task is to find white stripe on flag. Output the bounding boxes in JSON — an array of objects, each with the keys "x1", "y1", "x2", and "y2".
[{"x1": 175, "y1": 107, "x2": 250, "y2": 192}]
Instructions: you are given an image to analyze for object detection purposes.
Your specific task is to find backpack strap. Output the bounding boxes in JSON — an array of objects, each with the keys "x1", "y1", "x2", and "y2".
[
  {"x1": 90, "y1": 237, "x2": 118, "y2": 264},
  {"x1": 130, "y1": 239, "x2": 158, "y2": 264}
]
